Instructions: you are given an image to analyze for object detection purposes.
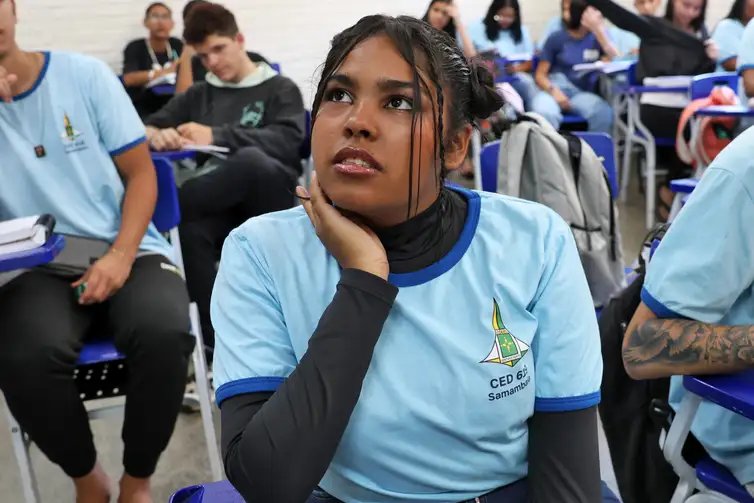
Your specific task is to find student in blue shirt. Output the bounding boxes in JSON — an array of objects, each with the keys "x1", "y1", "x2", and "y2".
[
  {"x1": 737, "y1": 17, "x2": 754, "y2": 131},
  {"x1": 421, "y1": 0, "x2": 476, "y2": 59},
  {"x1": 212, "y1": 14, "x2": 618, "y2": 503},
  {"x1": 532, "y1": 0, "x2": 617, "y2": 133},
  {"x1": 713, "y1": 0, "x2": 754, "y2": 71},
  {"x1": 623, "y1": 127, "x2": 754, "y2": 497},
  {"x1": 468, "y1": 0, "x2": 537, "y2": 108},
  {"x1": 0, "y1": 1, "x2": 194, "y2": 501}
]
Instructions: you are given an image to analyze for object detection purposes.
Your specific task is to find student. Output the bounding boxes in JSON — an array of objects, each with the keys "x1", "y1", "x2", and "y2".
[
  {"x1": 587, "y1": 0, "x2": 717, "y2": 220},
  {"x1": 623, "y1": 127, "x2": 754, "y2": 498},
  {"x1": 532, "y1": 0, "x2": 617, "y2": 133},
  {"x1": 144, "y1": 3, "x2": 305, "y2": 352},
  {"x1": 468, "y1": 0, "x2": 537, "y2": 107},
  {"x1": 122, "y1": 2, "x2": 183, "y2": 117},
  {"x1": 212, "y1": 14, "x2": 618, "y2": 503},
  {"x1": 538, "y1": 0, "x2": 570, "y2": 50},
  {"x1": 737, "y1": 16, "x2": 754, "y2": 108},
  {"x1": 174, "y1": 0, "x2": 269, "y2": 94},
  {"x1": 0, "y1": 1, "x2": 194, "y2": 502},
  {"x1": 713, "y1": 0, "x2": 754, "y2": 71},
  {"x1": 421, "y1": 0, "x2": 476, "y2": 59}
]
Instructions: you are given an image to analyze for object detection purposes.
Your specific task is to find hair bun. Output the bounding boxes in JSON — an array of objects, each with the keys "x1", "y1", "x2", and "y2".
[{"x1": 468, "y1": 62, "x2": 504, "y2": 119}]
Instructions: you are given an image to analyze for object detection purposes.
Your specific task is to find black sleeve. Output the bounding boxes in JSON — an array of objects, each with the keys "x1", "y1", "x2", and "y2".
[
  {"x1": 122, "y1": 39, "x2": 146, "y2": 74},
  {"x1": 528, "y1": 406, "x2": 602, "y2": 502},
  {"x1": 585, "y1": 0, "x2": 656, "y2": 39},
  {"x1": 220, "y1": 268, "x2": 398, "y2": 503},
  {"x1": 143, "y1": 86, "x2": 195, "y2": 128},
  {"x1": 191, "y1": 55, "x2": 207, "y2": 83},
  {"x1": 171, "y1": 38, "x2": 184, "y2": 59},
  {"x1": 211, "y1": 77, "x2": 305, "y2": 164}
]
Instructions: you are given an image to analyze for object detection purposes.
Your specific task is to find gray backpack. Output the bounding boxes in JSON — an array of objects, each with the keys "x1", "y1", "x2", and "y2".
[{"x1": 496, "y1": 112, "x2": 625, "y2": 308}]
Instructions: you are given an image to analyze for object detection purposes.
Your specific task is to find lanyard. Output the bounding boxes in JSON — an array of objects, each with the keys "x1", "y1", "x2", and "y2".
[{"x1": 146, "y1": 40, "x2": 176, "y2": 70}]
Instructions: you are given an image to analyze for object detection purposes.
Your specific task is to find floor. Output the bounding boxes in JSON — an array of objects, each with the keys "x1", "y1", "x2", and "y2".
[{"x1": 0, "y1": 175, "x2": 650, "y2": 503}]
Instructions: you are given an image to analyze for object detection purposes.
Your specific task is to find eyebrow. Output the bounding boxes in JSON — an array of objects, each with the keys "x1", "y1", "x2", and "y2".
[{"x1": 327, "y1": 73, "x2": 423, "y2": 95}]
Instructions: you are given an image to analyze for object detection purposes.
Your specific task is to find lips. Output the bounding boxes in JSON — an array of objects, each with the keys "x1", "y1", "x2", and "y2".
[{"x1": 332, "y1": 147, "x2": 383, "y2": 173}]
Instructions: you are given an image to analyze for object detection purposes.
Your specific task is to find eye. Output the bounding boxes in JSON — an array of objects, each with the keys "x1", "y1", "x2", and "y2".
[
  {"x1": 386, "y1": 96, "x2": 413, "y2": 111},
  {"x1": 326, "y1": 88, "x2": 353, "y2": 104}
]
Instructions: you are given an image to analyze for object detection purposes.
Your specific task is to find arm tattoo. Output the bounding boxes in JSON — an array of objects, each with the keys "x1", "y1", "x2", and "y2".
[{"x1": 623, "y1": 320, "x2": 754, "y2": 375}]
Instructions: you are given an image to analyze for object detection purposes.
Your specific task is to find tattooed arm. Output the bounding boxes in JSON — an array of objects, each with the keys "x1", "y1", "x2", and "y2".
[{"x1": 622, "y1": 303, "x2": 754, "y2": 380}]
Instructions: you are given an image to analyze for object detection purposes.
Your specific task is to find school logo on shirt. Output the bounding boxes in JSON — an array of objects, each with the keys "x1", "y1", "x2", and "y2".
[
  {"x1": 240, "y1": 101, "x2": 265, "y2": 127},
  {"x1": 481, "y1": 299, "x2": 529, "y2": 367},
  {"x1": 60, "y1": 113, "x2": 88, "y2": 154}
]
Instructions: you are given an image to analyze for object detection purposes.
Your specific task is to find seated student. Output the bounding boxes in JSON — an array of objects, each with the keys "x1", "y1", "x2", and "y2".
[
  {"x1": 713, "y1": 0, "x2": 754, "y2": 71},
  {"x1": 122, "y1": 2, "x2": 183, "y2": 118},
  {"x1": 737, "y1": 17, "x2": 754, "y2": 132},
  {"x1": 587, "y1": 0, "x2": 717, "y2": 220},
  {"x1": 623, "y1": 127, "x2": 754, "y2": 498},
  {"x1": 174, "y1": 0, "x2": 269, "y2": 94},
  {"x1": 421, "y1": 0, "x2": 476, "y2": 59},
  {"x1": 213, "y1": 14, "x2": 619, "y2": 503},
  {"x1": 531, "y1": 0, "x2": 617, "y2": 133},
  {"x1": 538, "y1": 0, "x2": 570, "y2": 50},
  {"x1": 468, "y1": 0, "x2": 537, "y2": 108},
  {"x1": 145, "y1": 2, "x2": 305, "y2": 352},
  {"x1": 0, "y1": 2, "x2": 194, "y2": 502}
]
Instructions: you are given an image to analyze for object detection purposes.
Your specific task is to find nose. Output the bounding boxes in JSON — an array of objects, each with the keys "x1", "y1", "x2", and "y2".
[{"x1": 344, "y1": 102, "x2": 378, "y2": 140}]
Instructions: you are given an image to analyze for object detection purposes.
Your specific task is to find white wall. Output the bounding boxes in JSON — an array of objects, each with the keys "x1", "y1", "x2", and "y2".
[{"x1": 16, "y1": 0, "x2": 733, "y2": 103}]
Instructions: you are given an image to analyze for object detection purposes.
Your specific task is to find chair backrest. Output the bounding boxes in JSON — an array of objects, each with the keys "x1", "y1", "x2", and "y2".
[
  {"x1": 626, "y1": 61, "x2": 639, "y2": 86},
  {"x1": 690, "y1": 72, "x2": 739, "y2": 100},
  {"x1": 574, "y1": 132, "x2": 619, "y2": 198},
  {"x1": 479, "y1": 140, "x2": 501, "y2": 192},
  {"x1": 478, "y1": 134, "x2": 618, "y2": 198},
  {"x1": 299, "y1": 109, "x2": 312, "y2": 159},
  {"x1": 151, "y1": 156, "x2": 181, "y2": 233}
]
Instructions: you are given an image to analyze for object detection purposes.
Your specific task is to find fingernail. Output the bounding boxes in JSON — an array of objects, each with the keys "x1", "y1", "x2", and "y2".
[{"x1": 295, "y1": 186, "x2": 309, "y2": 198}]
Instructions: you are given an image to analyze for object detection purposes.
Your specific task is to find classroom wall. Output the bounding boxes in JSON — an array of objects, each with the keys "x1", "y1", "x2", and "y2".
[{"x1": 15, "y1": 0, "x2": 733, "y2": 103}]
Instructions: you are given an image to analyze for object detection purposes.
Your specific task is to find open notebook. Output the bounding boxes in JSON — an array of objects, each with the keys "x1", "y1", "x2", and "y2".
[{"x1": 0, "y1": 214, "x2": 56, "y2": 256}]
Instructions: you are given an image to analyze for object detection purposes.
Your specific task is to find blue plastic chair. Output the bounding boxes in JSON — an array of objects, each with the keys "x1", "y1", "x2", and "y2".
[
  {"x1": 170, "y1": 481, "x2": 244, "y2": 503},
  {"x1": 478, "y1": 133, "x2": 619, "y2": 198},
  {"x1": 690, "y1": 72, "x2": 739, "y2": 101},
  {"x1": 663, "y1": 370, "x2": 754, "y2": 502},
  {"x1": 3, "y1": 156, "x2": 223, "y2": 503}
]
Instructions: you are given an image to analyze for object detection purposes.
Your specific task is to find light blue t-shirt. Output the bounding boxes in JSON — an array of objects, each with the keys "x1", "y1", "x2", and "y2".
[
  {"x1": 642, "y1": 126, "x2": 754, "y2": 487},
  {"x1": 714, "y1": 18, "x2": 746, "y2": 68},
  {"x1": 0, "y1": 51, "x2": 171, "y2": 258},
  {"x1": 212, "y1": 188, "x2": 603, "y2": 502},
  {"x1": 468, "y1": 20, "x2": 534, "y2": 56},
  {"x1": 737, "y1": 18, "x2": 754, "y2": 103},
  {"x1": 538, "y1": 15, "x2": 564, "y2": 50}
]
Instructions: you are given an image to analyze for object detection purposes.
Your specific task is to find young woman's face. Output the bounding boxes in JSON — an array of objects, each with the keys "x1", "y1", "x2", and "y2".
[
  {"x1": 427, "y1": 1, "x2": 451, "y2": 30},
  {"x1": 634, "y1": 0, "x2": 660, "y2": 16},
  {"x1": 672, "y1": 0, "x2": 703, "y2": 28},
  {"x1": 312, "y1": 34, "x2": 461, "y2": 227},
  {"x1": 495, "y1": 6, "x2": 517, "y2": 29},
  {"x1": 145, "y1": 5, "x2": 174, "y2": 39},
  {"x1": 561, "y1": 0, "x2": 572, "y2": 23}
]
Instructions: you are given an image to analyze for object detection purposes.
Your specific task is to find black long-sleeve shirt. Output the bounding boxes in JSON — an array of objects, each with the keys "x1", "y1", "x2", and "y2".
[
  {"x1": 586, "y1": 0, "x2": 715, "y2": 79},
  {"x1": 220, "y1": 189, "x2": 601, "y2": 502}
]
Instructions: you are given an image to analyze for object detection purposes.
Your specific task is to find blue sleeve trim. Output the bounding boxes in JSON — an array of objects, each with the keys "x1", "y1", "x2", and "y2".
[
  {"x1": 215, "y1": 376, "x2": 285, "y2": 406},
  {"x1": 719, "y1": 54, "x2": 737, "y2": 64},
  {"x1": 640, "y1": 287, "x2": 686, "y2": 319},
  {"x1": 738, "y1": 64, "x2": 754, "y2": 75},
  {"x1": 534, "y1": 391, "x2": 601, "y2": 412},
  {"x1": 109, "y1": 135, "x2": 146, "y2": 157}
]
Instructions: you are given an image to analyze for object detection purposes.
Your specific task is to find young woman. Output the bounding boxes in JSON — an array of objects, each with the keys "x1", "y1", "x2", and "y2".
[
  {"x1": 532, "y1": 0, "x2": 617, "y2": 133},
  {"x1": 713, "y1": 0, "x2": 754, "y2": 71},
  {"x1": 212, "y1": 14, "x2": 617, "y2": 503},
  {"x1": 586, "y1": 0, "x2": 717, "y2": 219},
  {"x1": 422, "y1": 0, "x2": 476, "y2": 59},
  {"x1": 468, "y1": 0, "x2": 537, "y2": 107}
]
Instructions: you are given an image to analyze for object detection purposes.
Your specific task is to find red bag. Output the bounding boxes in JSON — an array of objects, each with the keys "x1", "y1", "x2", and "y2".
[{"x1": 675, "y1": 85, "x2": 739, "y2": 167}]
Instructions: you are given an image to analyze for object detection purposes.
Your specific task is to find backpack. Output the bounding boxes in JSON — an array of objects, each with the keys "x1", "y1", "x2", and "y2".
[
  {"x1": 599, "y1": 224, "x2": 707, "y2": 503},
  {"x1": 496, "y1": 112, "x2": 625, "y2": 308},
  {"x1": 675, "y1": 85, "x2": 739, "y2": 167}
]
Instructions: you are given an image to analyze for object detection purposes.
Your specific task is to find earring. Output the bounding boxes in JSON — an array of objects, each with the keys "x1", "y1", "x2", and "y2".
[{"x1": 493, "y1": 14, "x2": 501, "y2": 21}]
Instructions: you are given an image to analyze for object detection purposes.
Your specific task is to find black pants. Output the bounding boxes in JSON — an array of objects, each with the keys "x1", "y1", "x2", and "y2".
[
  {"x1": 0, "y1": 255, "x2": 195, "y2": 478},
  {"x1": 640, "y1": 104, "x2": 692, "y2": 183},
  {"x1": 179, "y1": 146, "x2": 297, "y2": 349}
]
